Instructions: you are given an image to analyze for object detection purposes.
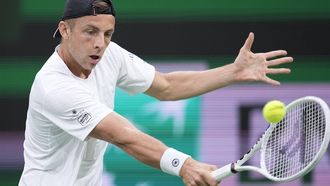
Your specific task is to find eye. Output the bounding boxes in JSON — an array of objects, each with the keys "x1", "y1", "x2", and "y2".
[
  {"x1": 86, "y1": 29, "x2": 97, "y2": 35},
  {"x1": 104, "y1": 31, "x2": 113, "y2": 38}
]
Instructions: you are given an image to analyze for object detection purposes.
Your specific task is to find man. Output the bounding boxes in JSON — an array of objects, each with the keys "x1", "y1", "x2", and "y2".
[{"x1": 19, "y1": 0, "x2": 293, "y2": 185}]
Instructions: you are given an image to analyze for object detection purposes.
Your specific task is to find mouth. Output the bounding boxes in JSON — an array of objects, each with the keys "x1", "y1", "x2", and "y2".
[{"x1": 89, "y1": 55, "x2": 101, "y2": 65}]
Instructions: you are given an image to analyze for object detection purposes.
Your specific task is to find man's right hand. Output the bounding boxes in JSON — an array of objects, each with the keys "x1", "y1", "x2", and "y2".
[{"x1": 179, "y1": 158, "x2": 220, "y2": 186}]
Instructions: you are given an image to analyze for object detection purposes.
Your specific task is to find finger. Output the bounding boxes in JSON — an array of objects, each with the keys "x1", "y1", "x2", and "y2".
[
  {"x1": 264, "y1": 50, "x2": 288, "y2": 59},
  {"x1": 201, "y1": 172, "x2": 220, "y2": 186},
  {"x1": 266, "y1": 68, "x2": 291, "y2": 74},
  {"x1": 267, "y1": 57, "x2": 293, "y2": 67},
  {"x1": 208, "y1": 165, "x2": 218, "y2": 172},
  {"x1": 194, "y1": 178, "x2": 208, "y2": 186},
  {"x1": 263, "y1": 76, "x2": 280, "y2": 85},
  {"x1": 242, "y1": 32, "x2": 254, "y2": 51}
]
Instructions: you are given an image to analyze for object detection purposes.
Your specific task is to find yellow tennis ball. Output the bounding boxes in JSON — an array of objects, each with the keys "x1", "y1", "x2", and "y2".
[{"x1": 262, "y1": 100, "x2": 286, "y2": 124}]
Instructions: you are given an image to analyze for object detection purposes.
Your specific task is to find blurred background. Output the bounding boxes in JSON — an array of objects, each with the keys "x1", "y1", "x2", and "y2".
[{"x1": 0, "y1": 0, "x2": 330, "y2": 185}]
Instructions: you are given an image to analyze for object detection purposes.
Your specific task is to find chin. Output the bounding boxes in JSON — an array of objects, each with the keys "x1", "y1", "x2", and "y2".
[
  {"x1": 81, "y1": 66, "x2": 93, "y2": 73},
  {"x1": 85, "y1": 63, "x2": 96, "y2": 69}
]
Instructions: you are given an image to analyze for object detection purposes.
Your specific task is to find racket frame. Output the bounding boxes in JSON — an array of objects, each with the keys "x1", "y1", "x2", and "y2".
[
  {"x1": 212, "y1": 96, "x2": 330, "y2": 182},
  {"x1": 260, "y1": 96, "x2": 330, "y2": 182}
]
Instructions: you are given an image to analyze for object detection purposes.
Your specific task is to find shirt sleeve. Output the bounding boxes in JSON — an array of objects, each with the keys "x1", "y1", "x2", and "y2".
[
  {"x1": 113, "y1": 43, "x2": 156, "y2": 94},
  {"x1": 42, "y1": 81, "x2": 112, "y2": 141}
]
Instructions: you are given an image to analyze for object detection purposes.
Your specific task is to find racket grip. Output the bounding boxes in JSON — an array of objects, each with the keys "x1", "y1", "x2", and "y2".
[{"x1": 211, "y1": 163, "x2": 235, "y2": 181}]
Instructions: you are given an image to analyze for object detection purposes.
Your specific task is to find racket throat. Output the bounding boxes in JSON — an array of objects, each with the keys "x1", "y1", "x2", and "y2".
[{"x1": 230, "y1": 163, "x2": 238, "y2": 173}]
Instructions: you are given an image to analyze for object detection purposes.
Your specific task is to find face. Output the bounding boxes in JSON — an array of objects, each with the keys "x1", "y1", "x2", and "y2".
[{"x1": 59, "y1": 14, "x2": 115, "y2": 77}]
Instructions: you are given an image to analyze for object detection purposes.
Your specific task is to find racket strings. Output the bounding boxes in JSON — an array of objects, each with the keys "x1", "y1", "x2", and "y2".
[{"x1": 264, "y1": 101, "x2": 326, "y2": 179}]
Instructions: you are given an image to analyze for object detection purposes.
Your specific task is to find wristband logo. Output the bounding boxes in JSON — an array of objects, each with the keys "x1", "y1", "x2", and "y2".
[{"x1": 172, "y1": 158, "x2": 180, "y2": 167}]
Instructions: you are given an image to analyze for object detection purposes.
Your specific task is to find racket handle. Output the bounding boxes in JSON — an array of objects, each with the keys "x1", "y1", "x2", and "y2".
[{"x1": 211, "y1": 163, "x2": 236, "y2": 181}]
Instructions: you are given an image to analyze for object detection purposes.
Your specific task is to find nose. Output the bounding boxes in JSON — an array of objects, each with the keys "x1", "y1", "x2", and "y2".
[{"x1": 94, "y1": 34, "x2": 106, "y2": 50}]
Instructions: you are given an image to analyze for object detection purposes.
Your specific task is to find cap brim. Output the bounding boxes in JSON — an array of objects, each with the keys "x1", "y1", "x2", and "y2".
[{"x1": 53, "y1": 28, "x2": 61, "y2": 38}]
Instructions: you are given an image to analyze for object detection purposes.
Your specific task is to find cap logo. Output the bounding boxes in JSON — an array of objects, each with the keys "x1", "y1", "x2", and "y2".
[{"x1": 92, "y1": 0, "x2": 115, "y2": 16}]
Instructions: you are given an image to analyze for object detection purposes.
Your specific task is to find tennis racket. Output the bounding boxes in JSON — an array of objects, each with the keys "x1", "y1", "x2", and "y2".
[{"x1": 211, "y1": 96, "x2": 330, "y2": 182}]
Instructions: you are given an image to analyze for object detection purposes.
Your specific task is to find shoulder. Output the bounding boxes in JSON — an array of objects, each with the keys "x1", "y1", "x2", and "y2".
[
  {"x1": 31, "y1": 74, "x2": 79, "y2": 110},
  {"x1": 32, "y1": 74, "x2": 80, "y2": 109},
  {"x1": 108, "y1": 41, "x2": 123, "y2": 51},
  {"x1": 104, "y1": 42, "x2": 132, "y2": 59},
  {"x1": 98, "y1": 41, "x2": 129, "y2": 71},
  {"x1": 34, "y1": 71, "x2": 73, "y2": 96},
  {"x1": 29, "y1": 68, "x2": 79, "y2": 116},
  {"x1": 34, "y1": 51, "x2": 76, "y2": 93},
  {"x1": 32, "y1": 75, "x2": 91, "y2": 115}
]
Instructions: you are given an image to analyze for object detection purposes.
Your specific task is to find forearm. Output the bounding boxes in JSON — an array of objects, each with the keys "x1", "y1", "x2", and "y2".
[
  {"x1": 90, "y1": 113, "x2": 218, "y2": 184},
  {"x1": 90, "y1": 112, "x2": 168, "y2": 169},
  {"x1": 114, "y1": 127, "x2": 167, "y2": 169},
  {"x1": 160, "y1": 63, "x2": 238, "y2": 100}
]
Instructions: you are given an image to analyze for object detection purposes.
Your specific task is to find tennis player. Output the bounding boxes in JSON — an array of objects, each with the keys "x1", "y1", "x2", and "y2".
[{"x1": 19, "y1": 0, "x2": 293, "y2": 185}]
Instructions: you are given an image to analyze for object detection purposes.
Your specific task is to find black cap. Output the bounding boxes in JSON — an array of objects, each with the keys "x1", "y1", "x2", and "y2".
[{"x1": 53, "y1": 0, "x2": 116, "y2": 38}]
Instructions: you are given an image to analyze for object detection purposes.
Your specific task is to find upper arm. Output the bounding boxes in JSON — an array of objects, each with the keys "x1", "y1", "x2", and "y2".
[
  {"x1": 89, "y1": 111, "x2": 168, "y2": 169},
  {"x1": 89, "y1": 112, "x2": 138, "y2": 146},
  {"x1": 113, "y1": 43, "x2": 156, "y2": 95},
  {"x1": 145, "y1": 71, "x2": 170, "y2": 101}
]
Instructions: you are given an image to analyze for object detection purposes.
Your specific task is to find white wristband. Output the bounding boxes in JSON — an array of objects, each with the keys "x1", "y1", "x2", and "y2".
[{"x1": 160, "y1": 148, "x2": 191, "y2": 176}]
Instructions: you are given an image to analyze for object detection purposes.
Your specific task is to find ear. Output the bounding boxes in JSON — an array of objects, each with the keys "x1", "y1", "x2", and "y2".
[{"x1": 58, "y1": 21, "x2": 70, "y2": 39}]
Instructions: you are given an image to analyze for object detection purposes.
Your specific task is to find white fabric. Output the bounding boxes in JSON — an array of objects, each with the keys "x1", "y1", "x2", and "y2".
[
  {"x1": 160, "y1": 148, "x2": 191, "y2": 176},
  {"x1": 19, "y1": 42, "x2": 155, "y2": 186}
]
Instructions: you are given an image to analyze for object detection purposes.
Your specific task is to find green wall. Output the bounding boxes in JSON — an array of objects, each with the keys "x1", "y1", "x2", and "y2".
[{"x1": 22, "y1": 0, "x2": 330, "y2": 21}]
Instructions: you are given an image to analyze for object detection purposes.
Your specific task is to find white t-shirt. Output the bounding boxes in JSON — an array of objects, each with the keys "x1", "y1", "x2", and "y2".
[{"x1": 19, "y1": 42, "x2": 155, "y2": 186}]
